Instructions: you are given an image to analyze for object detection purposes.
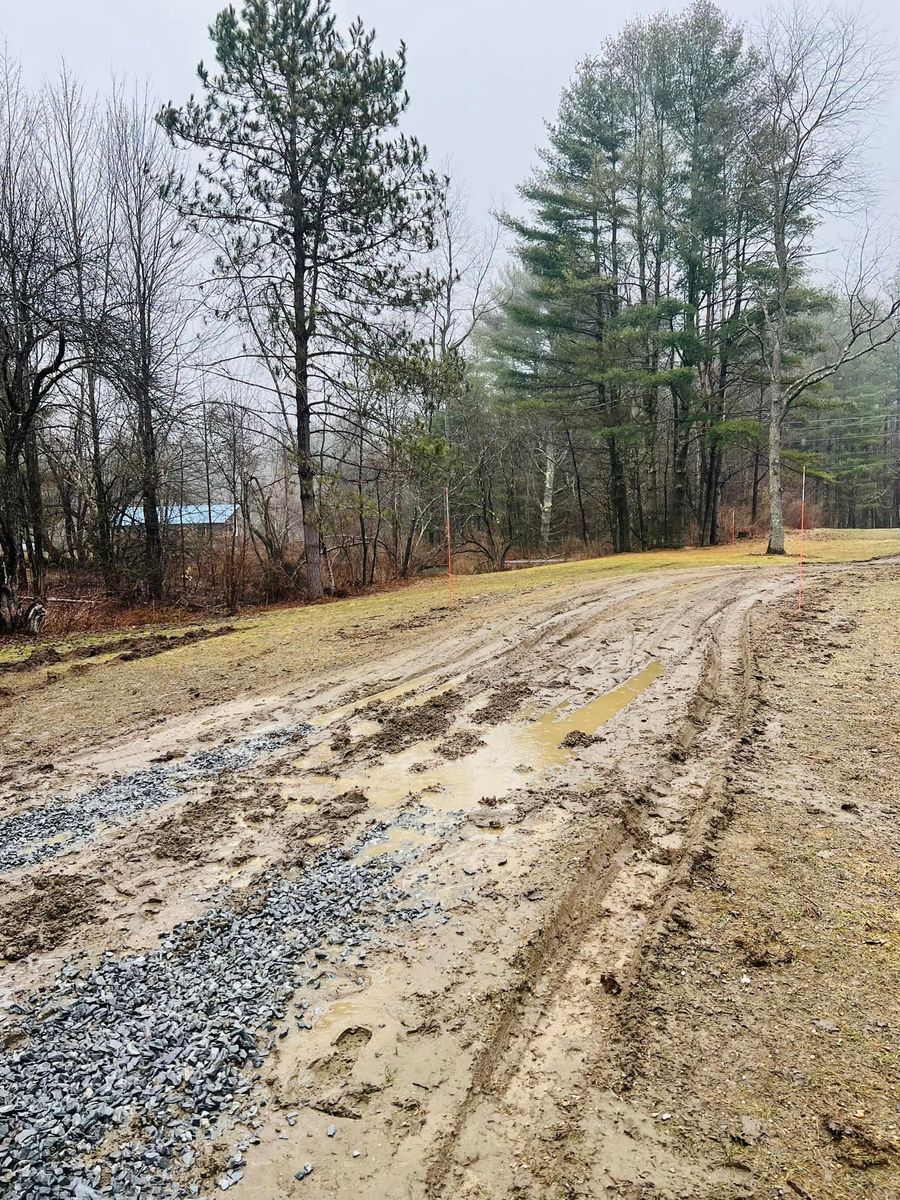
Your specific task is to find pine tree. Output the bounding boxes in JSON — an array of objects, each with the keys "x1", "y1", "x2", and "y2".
[
  {"x1": 160, "y1": 0, "x2": 439, "y2": 598},
  {"x1": 493, "y1": 2, "x2": 758, "y2": 551}
]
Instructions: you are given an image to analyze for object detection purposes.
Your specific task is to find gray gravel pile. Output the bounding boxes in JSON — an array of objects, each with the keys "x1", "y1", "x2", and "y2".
[
  {"x1": 0, "y1": 726, "x2": 310, "y2": 875},
  {"x1": 0, "y1": 839, "x2": 436, "y2": 1198}
]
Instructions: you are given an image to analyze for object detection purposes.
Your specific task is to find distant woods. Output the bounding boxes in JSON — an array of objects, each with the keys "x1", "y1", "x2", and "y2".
[
  {"x1": 1, "y1": 0, "x2": 899, "y2": 632},
  {"x1": 494, "y1": 0, "x2": 900, "y2": 558}
]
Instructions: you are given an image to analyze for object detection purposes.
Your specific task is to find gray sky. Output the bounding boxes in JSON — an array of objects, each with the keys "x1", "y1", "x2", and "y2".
[{"x1": 5, "y1": 0, "x2": 899, "y2": 235}]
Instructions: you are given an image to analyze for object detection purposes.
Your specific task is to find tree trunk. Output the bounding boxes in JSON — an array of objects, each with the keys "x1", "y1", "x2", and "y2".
[
  {"x1": 767, "y1": 402, "x2": 786, "y2": 555},
  {"x1": 287, "y1": 106, "x2": 325, "y2": 602},
  {"x1": 767, "y1": 221, "x2": 789, "y2": 555},
  {"x1": 669, "y1": 386, "x2": 690, "y2": 550},
  {"x1": 564, "y1": 424, "x2": 588, "y2": 544},
  {"x1": 0, "y1": 485, "x2": 20, "y2": 629},
  {"x1": 608, "y1": 436, "x2": 631, "y2": 553},
  {"x1": 136, "y1": 372, "x2": 165, "y2": 602},
  {"x1": 88, "y1": 376, "x2": 116, "y2": 591},
  {"x1": 709, "y1": 466, "x2": 722, "y2": 546},
  {"x1": 0, "y1": 457, "x2": 28, "y2": 633},
  {"x1": 670, "y1": 435, "x2": 689, "y2": 550},
  {"x1": 295, "y1": 398, "x2": 323, "y2": 599},
  {"x1": 644, "y1": 389, "x2": 660, "y2": 547},
  {"x1": 540, "y1": 436, "x2": 557, "y2": 551},
  {"x1": 766, "y1": 329, "x2": 787, "y2": 554},
  {"x1": 24, "y1": 424, "x2": 46, "y2": 594}
]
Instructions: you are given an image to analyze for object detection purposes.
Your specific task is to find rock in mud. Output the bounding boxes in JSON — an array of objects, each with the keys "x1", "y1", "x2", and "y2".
[
  {"x1": 729, "y1": 1115, "x2": 766, "y2": 1145},
  {"x1": 559, "y1": 729, "x2": 599, "y2": 749},
  {"x1": 319, "y1": 789, "x2": 369, "y2": 819},
  {"x1": 435, "y1": 729, "x2": 486, "y2": 761}
]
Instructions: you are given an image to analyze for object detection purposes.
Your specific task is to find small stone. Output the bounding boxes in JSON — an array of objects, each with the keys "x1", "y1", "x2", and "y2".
[
  {"x1": 326, "y1": 1124, "x2": 337, "y2": 1138},
  {"x1": 295, "y1": 1163, "x2": 314, "y2": 1180},
  {"x1": 813, "y1": 1019, "x2": 840, "y2": 1034},
  {"x1": 730, "y1": 1115, "x2": 766, "y2": 1146}
]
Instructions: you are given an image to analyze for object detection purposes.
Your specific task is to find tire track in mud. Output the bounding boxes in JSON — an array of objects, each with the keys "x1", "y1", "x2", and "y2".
[
  {"x1": 349, "y1": 571, "x2": 749, "y2": 755},
  {"x1": 423, "y1": 820, "x2": 636, "y2": 1196},
  {"x1": 325, "y1": 572, "x2": 719, "y2": 721},
  {"x1": 2, "y1": 568, "x2": 794, "y2": 1200},
  {"x1": 0, "y1": 574, "x2": 766, "y2": 994},
  {"x1": 422, "y1": 579, "x2": 786, "y2": 1198}
]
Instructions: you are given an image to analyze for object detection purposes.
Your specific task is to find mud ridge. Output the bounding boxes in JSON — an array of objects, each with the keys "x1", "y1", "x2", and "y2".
[
  {"x1": 669, "y1": 640, "x2": 722, "y2": 761},
  {"x1": 586, "y1": 603, "x2": 765, "y2": 1097},
  {"x1": 0, "y1": 625, "x2": 240, "y2": 678},
  {"x1": 424, "y1": 816, "x2": 633, "y2": 1196}
]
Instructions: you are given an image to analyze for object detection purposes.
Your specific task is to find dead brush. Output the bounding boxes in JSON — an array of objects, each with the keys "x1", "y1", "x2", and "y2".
[{"x1": 735, "y1": 926, "x2": 796, "y2": 968}]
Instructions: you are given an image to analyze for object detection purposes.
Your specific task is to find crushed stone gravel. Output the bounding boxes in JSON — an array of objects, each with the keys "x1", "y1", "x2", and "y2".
[
  {"x1": 0, "y1": 726, "x2": 311, "y2": 875},
  {"x1": 0, "y1": 829, "x2": 438, "y2": 1198}
]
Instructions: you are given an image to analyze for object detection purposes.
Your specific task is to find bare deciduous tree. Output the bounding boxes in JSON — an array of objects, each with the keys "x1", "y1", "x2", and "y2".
[
  {"x1": 0, "y1": 56, "x2": 77, "y2": 631},
  {"x1": 106, "y1": 85, "x2": 196, "y2": 601},
  {"x1": 749, "y1": 1, "x2": 900, "y2": 553}
]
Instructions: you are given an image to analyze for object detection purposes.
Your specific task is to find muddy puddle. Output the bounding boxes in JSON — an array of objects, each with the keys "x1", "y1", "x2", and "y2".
[
  {"x1": 530, "y1": 659, "x2": 664, "y2": 765},
  {"x1": 354, "y1": 827, "x2": 433, "y2": 865},
  {"x1": 291, "y1": 659, "x2": 665, "y2": 828}
]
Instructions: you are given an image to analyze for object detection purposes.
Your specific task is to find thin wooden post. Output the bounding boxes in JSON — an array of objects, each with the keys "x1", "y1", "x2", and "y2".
[
  {"x1": 798, "y1": 466, "x2": 807, "y2": 611},
  {"x1": 444, "y1": 486, "x2": 454, "y2": 608}
]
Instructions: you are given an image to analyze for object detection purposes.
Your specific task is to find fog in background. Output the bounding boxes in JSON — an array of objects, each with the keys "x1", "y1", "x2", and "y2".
[{"x1": 4, "y1": 0, "x2": 899, "y2": 248}]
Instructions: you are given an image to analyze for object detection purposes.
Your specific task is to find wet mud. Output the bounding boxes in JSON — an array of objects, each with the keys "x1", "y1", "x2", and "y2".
[{"x1": 2, "y1": 561, "x2": 895, "y2": 1199}]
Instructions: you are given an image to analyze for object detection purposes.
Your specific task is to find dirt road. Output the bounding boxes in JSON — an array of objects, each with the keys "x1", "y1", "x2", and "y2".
[{"x1": 1, "y1": 550, "x2": 897, "y2": 1199}]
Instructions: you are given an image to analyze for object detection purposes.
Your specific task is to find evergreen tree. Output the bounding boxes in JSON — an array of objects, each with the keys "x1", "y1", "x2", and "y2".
[
  {"x1": 160, "y1": 0, "x2": 439, "y2": 597},
  {"x1": 493, "y1": 1, "x2": 759, "y2": 551}
]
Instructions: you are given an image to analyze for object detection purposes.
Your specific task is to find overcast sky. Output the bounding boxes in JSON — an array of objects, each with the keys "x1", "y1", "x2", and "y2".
[{"x1": 4, "y1": 0, "x2": 898, "y2": 239}]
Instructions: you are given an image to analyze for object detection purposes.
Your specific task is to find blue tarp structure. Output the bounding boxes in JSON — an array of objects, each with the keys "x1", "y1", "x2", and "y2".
[{"x1": 122, "y1": 504, "x2": 236, "y2": 527}]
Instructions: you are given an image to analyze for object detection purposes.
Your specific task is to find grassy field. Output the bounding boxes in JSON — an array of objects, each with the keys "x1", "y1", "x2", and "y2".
[{"x1": 1, "y1": 528, "x2": 896, "y2": 673}]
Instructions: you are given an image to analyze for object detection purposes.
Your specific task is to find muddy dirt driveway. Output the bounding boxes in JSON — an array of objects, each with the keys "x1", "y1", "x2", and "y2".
[{"x1": 1, "y1": 560, "x2": 897, "y2": 1200}]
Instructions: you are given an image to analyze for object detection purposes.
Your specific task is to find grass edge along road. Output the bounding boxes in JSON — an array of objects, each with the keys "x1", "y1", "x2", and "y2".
[
  {"x1": 2, "y1": 528, "x2": 897, "y2": 674},
  {"x1": 0, "y1": 530, "x2": 896, "y2": 765}
]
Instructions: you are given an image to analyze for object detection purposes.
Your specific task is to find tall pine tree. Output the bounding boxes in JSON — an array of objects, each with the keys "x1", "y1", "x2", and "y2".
[{"x1": 160, "y1": 0, "x2": 439, "y2": 597}]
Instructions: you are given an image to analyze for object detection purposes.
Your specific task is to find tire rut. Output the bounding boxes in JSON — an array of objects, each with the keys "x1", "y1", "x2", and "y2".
[{"x1": 422, "y1": 578, "x2": 786, "y2": 1197}]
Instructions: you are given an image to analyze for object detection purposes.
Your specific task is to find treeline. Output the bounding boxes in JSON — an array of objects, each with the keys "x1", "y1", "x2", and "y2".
[
  {"x1": 488, "y1": 0, "x2": 900, "y2": 556},
  {"x1": 1, "y1": 0, "x2": 898, "y2": 633}
]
